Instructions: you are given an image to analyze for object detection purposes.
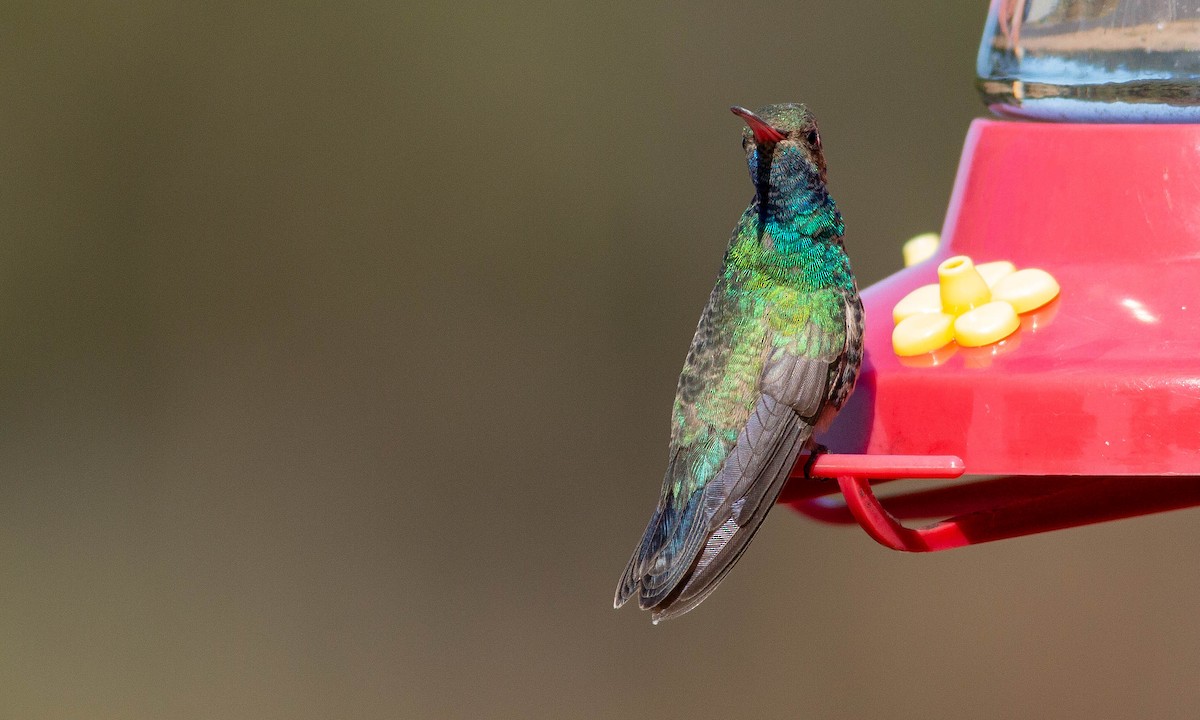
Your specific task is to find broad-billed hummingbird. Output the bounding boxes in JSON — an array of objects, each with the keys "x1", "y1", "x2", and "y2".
[{"x1": 614, "y1": 104, "x2": 863, "y2": 623}]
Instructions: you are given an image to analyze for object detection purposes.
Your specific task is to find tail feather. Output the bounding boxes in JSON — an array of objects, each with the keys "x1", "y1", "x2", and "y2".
[
  {"x1": 615, "y1": 394, "x2": 814, "y2": 620},
  {"x1": 614, "y1": 457, "x2": 710, "y2": 609},
  {"x1": 650, "y1": 422, "x2": 810, "y2": 623}
]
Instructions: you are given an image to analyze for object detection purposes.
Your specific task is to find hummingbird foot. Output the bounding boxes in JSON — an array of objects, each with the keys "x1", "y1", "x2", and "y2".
[{"x1": 802, "y1": 442, "x2": 829, "y2": 480}]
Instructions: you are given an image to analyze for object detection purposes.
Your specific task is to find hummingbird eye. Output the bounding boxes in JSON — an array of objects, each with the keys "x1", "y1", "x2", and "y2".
[{"x1": 805, "y1": 128, "x2": 821, "y2": 147}]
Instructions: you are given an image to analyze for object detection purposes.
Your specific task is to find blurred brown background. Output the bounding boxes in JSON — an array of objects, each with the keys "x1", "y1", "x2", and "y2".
[{"x1": 1, "y1": 1, "x2": 1197, "y2": 718}]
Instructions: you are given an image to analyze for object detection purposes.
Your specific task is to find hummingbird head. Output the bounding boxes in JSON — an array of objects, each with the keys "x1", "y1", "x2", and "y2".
[{"x1": 731, "y1": 104, "x2": 828, "y2": 193}]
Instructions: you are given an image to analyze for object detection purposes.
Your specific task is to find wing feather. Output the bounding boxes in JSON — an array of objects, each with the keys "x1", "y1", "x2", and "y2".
[{"x1": 616, "y1": 286, "x2": 861, "y2": 621}]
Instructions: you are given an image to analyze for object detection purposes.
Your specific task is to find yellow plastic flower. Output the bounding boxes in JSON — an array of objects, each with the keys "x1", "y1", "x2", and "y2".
[{"x1": 892, "y1": 255, "x2": 1059, "y2": 357}]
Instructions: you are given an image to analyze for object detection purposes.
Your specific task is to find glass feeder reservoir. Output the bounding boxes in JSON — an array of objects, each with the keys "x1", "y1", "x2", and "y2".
[{"x1": 977, "y1": 0, "x2": 1200, "y2": 121}]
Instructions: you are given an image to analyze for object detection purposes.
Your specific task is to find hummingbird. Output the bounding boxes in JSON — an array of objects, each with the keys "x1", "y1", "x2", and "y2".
[{"x1": 614, "y1": 104, "x2": 863, "y2": 623}]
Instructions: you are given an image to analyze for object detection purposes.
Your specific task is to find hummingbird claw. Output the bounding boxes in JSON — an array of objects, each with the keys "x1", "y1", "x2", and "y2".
[{"x1": 803, "y1": 443, "x2": 830, "y2": 480}]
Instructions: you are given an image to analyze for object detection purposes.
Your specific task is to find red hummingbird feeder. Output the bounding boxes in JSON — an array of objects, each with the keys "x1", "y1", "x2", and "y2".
[{"x1": 781, "y1": 0, "x2": 1200, "y2": 550}]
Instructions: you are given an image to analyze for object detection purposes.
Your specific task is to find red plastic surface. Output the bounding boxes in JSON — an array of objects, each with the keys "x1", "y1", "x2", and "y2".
[{"x1": 820, "y1": 119, "x2": 1200, "y2": 476}]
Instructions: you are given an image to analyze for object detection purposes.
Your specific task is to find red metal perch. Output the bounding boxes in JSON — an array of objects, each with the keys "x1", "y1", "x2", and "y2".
[{"x1": 783, "y1": 454, "x2": 1200, "y2": 552}]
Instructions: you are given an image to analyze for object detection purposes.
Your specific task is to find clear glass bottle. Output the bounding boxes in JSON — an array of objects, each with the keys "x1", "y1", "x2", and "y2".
[{"x1": 977, "y1": 0, "x2": 1200, "y2": 121}]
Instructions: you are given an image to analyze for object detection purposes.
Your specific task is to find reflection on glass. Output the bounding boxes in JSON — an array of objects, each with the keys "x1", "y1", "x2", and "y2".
[{"x1": 977, "y1": 0, "x2": 1200, "y2": 121}]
